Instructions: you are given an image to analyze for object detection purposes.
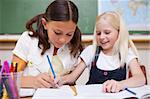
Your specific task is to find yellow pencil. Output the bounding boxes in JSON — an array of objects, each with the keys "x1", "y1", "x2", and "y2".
[
  {"x1": 2, "y1": 89, "x2": 9, "y2": 99},
  {"x1": 69, "y1": 85, "x2": 77, "y2": 96}
]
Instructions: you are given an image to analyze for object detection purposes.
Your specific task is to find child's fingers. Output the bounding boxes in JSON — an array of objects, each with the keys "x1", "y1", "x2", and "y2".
[
  {"x1": 103, "y1": 80, "x2": 110, "y2": 92},
  {"x1": 54, "y1": 76, "x2": 62, "y2": 86}
]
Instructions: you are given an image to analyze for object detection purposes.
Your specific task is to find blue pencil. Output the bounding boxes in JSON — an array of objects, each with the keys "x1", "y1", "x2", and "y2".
[
  {"x1": 46, "y1": 55, "x2": 56, "y2": 79},
  {"x1": 125, "y1": 88, "x2": 136, "y2": 95}
]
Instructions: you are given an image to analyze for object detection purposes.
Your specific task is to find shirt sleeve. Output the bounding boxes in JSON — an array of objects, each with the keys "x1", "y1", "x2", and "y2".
[
  {"x1": 12, "y1": 31, "x2": 32, "y2": 62},
  {"x1": 80, "y1": 45, "x2": 96, "y2": 67},
  {"x1": 126, "y1": 48, "x2": 138, "y2": 67}
]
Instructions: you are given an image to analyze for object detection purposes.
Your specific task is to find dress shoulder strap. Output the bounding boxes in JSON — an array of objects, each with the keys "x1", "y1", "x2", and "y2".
[
  {"x1": 91, "y1": 46, "x2": 101, "y2": 67},
  {"x1": 94, "y1": 46, "x2": 101, "y2": 61}
]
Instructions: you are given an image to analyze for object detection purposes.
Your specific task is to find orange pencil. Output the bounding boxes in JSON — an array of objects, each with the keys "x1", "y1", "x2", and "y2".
[{"x1": 17, "y1": 61, "x2": 24, "y2": 71}]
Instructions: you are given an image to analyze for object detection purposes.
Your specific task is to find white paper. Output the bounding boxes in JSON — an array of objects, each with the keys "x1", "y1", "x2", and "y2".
[
  {"x1": 32, "y1": 85, "x2": 73, "y2": 98},
  {"x1": 32, "y1": 84, "x2": 150, "y2": 99},
  {"x1": 19, "y1": 88, "x2": 35, "y2": 97}
]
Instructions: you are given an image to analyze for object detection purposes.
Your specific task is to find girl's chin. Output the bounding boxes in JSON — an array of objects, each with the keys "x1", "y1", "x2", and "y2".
[
  {"x1": 101, "y1": 46, "x2": 109, "y2": 50},
  {"x1": 54, "y1": 44, "x2": 63, "y2": 48}
]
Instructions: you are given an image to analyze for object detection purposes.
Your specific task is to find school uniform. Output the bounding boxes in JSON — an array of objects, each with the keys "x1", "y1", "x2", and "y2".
[
  {"x1": 12, "y1": 31, "x2": 80, "y2": 76},
  {"x1": 80, "y1": 45, "x2": 138, "y2": 84}
]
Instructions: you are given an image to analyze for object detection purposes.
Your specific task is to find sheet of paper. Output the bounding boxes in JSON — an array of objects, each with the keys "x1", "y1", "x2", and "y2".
[
  {"x1": 32, "y1": 85, "x2": 73, "y2": 98},
  {"x1": 32, "y1": 85, "x2": 118, "y2": 99},
  {"x1": 75, "y1": 84, "x2": 119, "y2": 98},
  {"x1": 19, "y1": 88, "x2": 35, "y2": 97},
  {"x1": 32, "y1": 84, "x2": 150, "y2": 99},
  {"x1": 120, "y1": 85, "x2": 150, "y2": 99}
]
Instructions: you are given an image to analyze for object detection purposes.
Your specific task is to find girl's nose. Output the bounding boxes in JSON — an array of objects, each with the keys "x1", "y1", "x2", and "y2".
[
  {"x1": 100, "y1": 33, "x2": 105, "y2": 39},
  {"x1": 59, "y1": 37, "x2": 66, "y2": 43}
]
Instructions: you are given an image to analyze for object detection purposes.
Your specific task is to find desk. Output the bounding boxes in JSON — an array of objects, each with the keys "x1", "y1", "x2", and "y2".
[
  {"x1": 19, "y1": 88, "x2": 35, "y2": 99},
  {"x1": 20, "y1": 97, "x2": 32, "y2": 99},
  {"x1": 31, "y1": 84, "x2": 150, "y2": 99}
]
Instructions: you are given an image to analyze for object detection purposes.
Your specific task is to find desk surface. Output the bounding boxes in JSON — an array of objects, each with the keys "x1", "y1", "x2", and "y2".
[
  {"x1": 19, "y1": 88, "x2": 35, "y2": 99},
  {"x1": 23, "y1": 84, "x2": 150, "y2": 99}
]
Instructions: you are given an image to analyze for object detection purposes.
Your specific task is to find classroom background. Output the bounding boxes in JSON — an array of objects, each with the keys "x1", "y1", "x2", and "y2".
[{"x1": 0, "y1": 0, "x2": 150, "y2": 84}]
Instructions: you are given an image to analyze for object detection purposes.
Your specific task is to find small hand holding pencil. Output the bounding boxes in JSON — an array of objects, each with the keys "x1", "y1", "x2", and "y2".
[{"x1": 46, "y1": 55, "x2": 77, "y2": 96}]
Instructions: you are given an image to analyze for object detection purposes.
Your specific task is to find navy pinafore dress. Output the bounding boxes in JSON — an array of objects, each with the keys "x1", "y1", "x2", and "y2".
[{"x1": 86, "y1": 46, "x2": 126, "y2": 84}]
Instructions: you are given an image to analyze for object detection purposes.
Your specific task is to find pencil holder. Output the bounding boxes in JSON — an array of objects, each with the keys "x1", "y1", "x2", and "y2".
[
  {"x1": 0, "y1": 72, "x2": 22, "y2": 99},
  {"x1": 0, "y1": 77, "x2": 3, "y2": 98}
]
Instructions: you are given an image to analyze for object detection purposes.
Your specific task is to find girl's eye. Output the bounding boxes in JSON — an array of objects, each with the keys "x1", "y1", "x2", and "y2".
[
  {"x1": 105, "y1": 31, "x2": 110, "y2": 34},
  {"x1": 96, "y1": 32, "x2": 101, "y2": 35},
  {"x1": 67, "y1": 33, "x2": 72, "y2": 36},
  {"x1": 54, "y1": 31, "x2": 61, "y2": 35}
]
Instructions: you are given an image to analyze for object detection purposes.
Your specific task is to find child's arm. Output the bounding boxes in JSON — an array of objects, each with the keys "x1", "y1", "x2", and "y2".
[
  {"x1": 55, "y1": 59, "x2": 86, "y2": 86},
  {"x1": 121, "y1": 58, "x2": 146, "y2": 87},
  {"x1": 12, "y1": 54, "x2": 26, "y2": 71},
  {"x1": 103, "y1": 58, "x2": 146, "y2": 93},
  {"x1": 12, "y1": 54, "x2": 56, "y2": 89}
]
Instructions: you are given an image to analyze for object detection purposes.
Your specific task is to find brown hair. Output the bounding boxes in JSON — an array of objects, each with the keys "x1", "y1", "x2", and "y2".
[{"x1": 26, "y1": 0, "x2": 82, "y2": 57}]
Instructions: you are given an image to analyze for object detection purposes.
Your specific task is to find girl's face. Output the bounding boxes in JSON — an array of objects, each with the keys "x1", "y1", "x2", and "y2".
[
  {"x1": 96, "y1": 18, "x2": 119, "y2": 54},
  {"x1": 43, "y1": 20, "x2": 76, "y2": 48}
]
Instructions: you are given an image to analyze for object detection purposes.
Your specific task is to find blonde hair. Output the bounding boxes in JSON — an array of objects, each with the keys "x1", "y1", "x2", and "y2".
[{"x1": 93, "y1": 11, "x2": 139, "y2": 67}]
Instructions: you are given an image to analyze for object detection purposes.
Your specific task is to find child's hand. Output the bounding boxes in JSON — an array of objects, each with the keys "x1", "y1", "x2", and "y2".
[
  {"x1": 102, "y1": 79, "x2": 124, "y2": 93},
  {"x1": 54, "y1": 76, "x2": 67, "y2": 86},
  {"x1": 33, "y1": 72, "x2": 56, "y2": 89}
]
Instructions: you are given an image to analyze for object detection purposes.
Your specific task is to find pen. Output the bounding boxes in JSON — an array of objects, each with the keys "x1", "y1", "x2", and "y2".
[
  {"x1": 125, "y1": 88, "x2": 136, "y2": 95},
  {"x1": 46, "y1": 55, "x2": 56, "y2": 79}
]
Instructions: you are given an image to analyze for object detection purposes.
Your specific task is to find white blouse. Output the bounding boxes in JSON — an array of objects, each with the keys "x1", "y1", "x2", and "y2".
[
  {"x1": 80, "y1": 45, "x2": 138, "y2": 71},
  {"x1": 12, "y1": 31, "x2": 80, "y2": 76}
]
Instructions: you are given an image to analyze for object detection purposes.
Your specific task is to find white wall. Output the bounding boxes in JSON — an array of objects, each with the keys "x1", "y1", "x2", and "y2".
[{"x1": 0, "y1": 50, "x2": 13, "y2": 62}]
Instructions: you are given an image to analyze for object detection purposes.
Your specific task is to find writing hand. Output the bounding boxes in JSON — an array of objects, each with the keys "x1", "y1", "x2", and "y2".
[
  {"x1": 54, "y1": 76, "x2": 68, "y2": 87},
  {"x1": 33, "y1": 72, "x2": 56, "y2": 89}
]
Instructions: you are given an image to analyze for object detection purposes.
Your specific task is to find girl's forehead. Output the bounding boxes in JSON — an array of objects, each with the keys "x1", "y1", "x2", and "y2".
[
  {"x1": 47, "y1": 21, "x2": 76, "y2": 33},
  {"x1": 48, "y1": 21, "x2": 76, "y2": 28},
  {"x1": 96, "y1": 19, "x2": 112, "y2": 28}
]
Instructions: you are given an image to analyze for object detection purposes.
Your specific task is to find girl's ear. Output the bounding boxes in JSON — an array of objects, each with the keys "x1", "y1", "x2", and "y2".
[{"x1": 41, "y1": 18, "x2": 48, "y2": 30}]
